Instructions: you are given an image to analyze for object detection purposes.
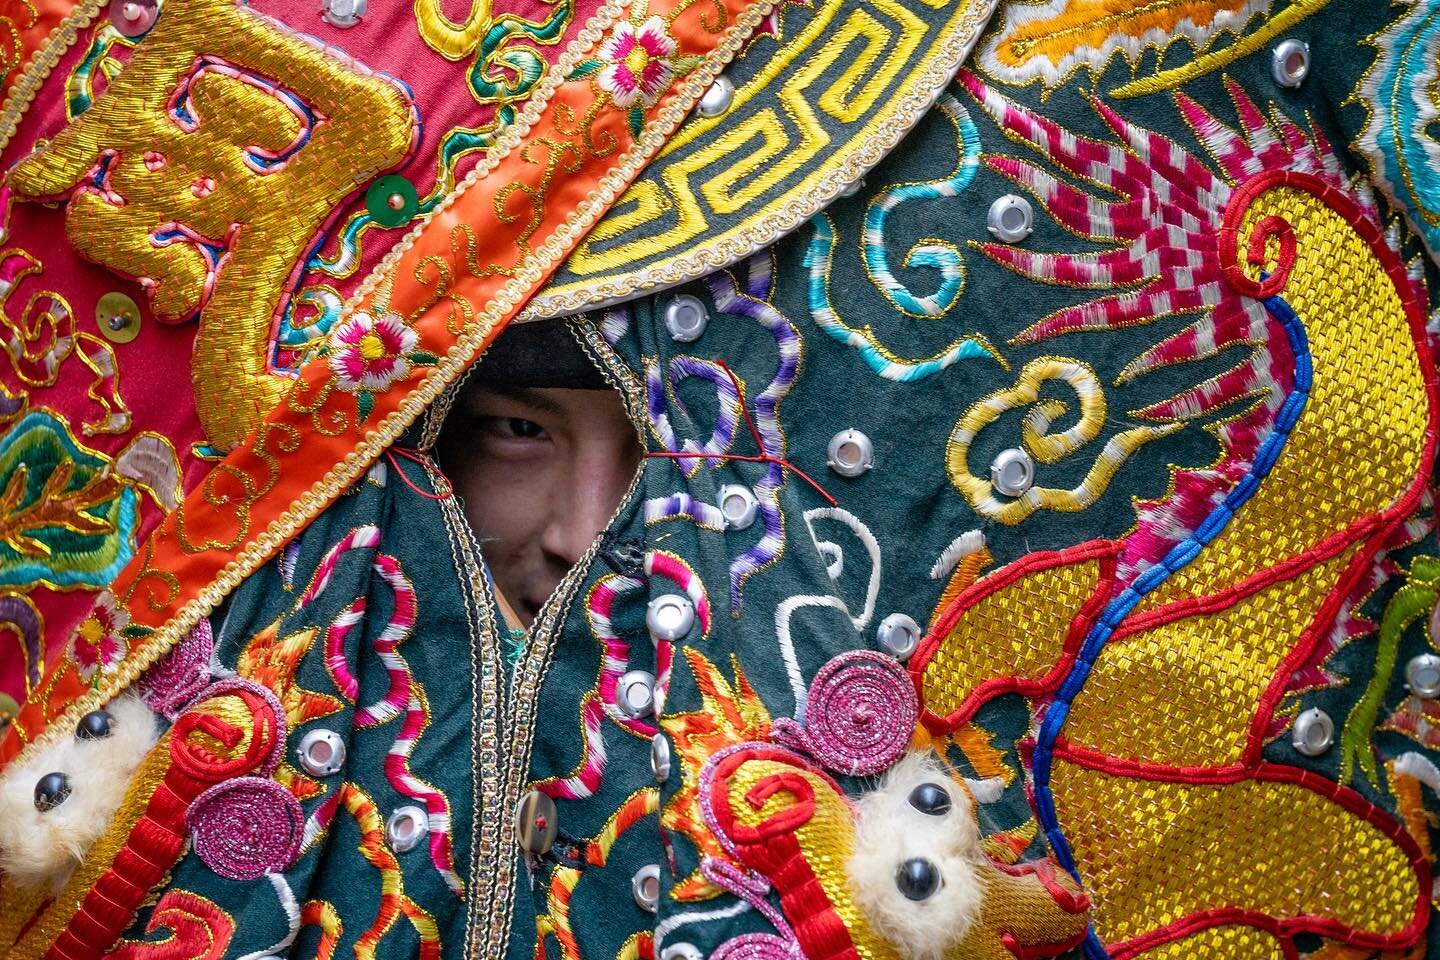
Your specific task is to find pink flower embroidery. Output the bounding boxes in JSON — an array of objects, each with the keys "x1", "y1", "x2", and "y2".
[
  {"x1": 329, "y1": 310, "x2": 419, "y2": 394},
  {"x1": 72, "y1": 594, "x2": 128, "y2": 681},
  {"x1": 597, "y1": 16, "x2": 677, "y2": 108}
]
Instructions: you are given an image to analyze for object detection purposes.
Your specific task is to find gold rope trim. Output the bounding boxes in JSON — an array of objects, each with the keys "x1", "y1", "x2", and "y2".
[
  {"x1": 10, "y1": 0, "x2": 776, "y2": 773},
  {"x1": 0, "y1": 0, "x2": 106, "y2": 155},
  {"x1": 519, "y1": 0, "x2": 999, "y2": 319}
]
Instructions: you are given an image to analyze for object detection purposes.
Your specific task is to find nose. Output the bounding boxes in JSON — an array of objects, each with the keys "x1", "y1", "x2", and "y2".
[{"x1": 538, "y1": 436, "x2": 636, "y2": 568}]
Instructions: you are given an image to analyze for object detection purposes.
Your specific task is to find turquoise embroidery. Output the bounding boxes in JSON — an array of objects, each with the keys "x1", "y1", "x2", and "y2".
[
  {"x1": 0, "y1": 411, "x2": 138, "y2": 591},
  {"x1": 1356, "y1": 1, "x2": 1440, "y2": 254},
  {"x1": 804, "y1": 92, "x2": 1002, "y2": 382},
  {"x1": 861, "y1": 92, "x2": 981, "y2": 319}
]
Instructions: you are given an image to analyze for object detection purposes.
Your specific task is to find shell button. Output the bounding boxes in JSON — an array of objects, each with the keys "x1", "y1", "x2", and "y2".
[
  {"x1": 664, "y1": 294, "x2": 708, "y2": 343},
  {"x1": 647, "y1": 594, "x2": 696, "y2": 642},
  {"x1": 632, "y1": 863, "x2": 661, "y2": 913},
  {"x1": 827, "y1": 429, "x2": 874, "y2": 478},
  {"x1": 650, "y1": 733, "x2": 672, "y2": 782},
  {"x1": 1291, "y1": 707, "x2": 1334, "y2": 757},
  {"x1": 987, "y1": 194, "x2": 1034, "y2": 244},
  {"x1": 297, "y1": 728, "x2": 346, "y2": 777},
  {"x1": 618, "y1": 670, "x2": 657, "y2": 720},
  {"x1": 387, "y1": 805, "x2": 430, "y2": 854},
  {"x1": 515, "y1": 789, "x2": 558, "y2": 856},
  {"x1": 1271, "y1": 38, "x2": 1310, "y2": 88},
  {"x1": 696, "y1": 76, "x2": 735, "y2": 118},
  {"x1": 876, "y1": 613, "x2": 920, "y2": 661}
]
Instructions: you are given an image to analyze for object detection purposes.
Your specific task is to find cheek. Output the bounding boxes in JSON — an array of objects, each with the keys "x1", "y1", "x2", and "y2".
[{"x1": 454, "y1": 458, "x2": 553, "y2": 549}]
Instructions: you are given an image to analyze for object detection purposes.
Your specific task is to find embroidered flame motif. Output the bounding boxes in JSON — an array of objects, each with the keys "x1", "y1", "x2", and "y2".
[
  {"x1": 984, "y1": 0, "x2": 1262, "y2": 80},
  {"x1": 237, "y1": 622, "x2": 341, "y2": 800},
  {"x1": 977, "y1": 0, "x2": 1330, "y2": 96},
  {"x1": 107, "y1": 889, "x2": 235, "y2": 959},
  {"x1": 967, "y1": 71, "x2": 1359, "y2": 582},
  {"x1": 660, "y1": 647, "x2": 771, "y2": 900},
  {"x1": 914, "y1": 73, "x2": 1437, "y2": 957}
]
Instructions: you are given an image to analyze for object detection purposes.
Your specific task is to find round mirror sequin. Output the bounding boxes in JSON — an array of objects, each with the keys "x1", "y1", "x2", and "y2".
[
  {"x1": 97, "y1": 292, "x2": 142, "y2": 344},
  {"x1": 366, "y1": 176, "x2": 419, "y2": 228}
]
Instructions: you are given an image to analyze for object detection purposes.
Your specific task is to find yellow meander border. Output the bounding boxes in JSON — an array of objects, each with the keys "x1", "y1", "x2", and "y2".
[{"x1": 520, "y1": 0, "x2": 999, "y2": 318}]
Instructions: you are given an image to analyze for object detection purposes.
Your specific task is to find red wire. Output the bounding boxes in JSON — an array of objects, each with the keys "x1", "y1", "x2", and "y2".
[
  {"x1": 715, "y1": 359, "x2": 767, "y2": 452},
  {"x1": 385, "y1": 447, "x2": 454, "y2": 500},
  {"x1": 643, "y1": 358, "x2": 838, "y2": 507},
  {"x1": 389, "y1": 359, "x2": 838, "y2": 510}
]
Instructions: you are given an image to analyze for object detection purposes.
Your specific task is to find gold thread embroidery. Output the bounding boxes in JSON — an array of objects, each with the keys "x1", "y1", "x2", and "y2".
[
  {"x1": 919, "y1": 550, "x2": 1103, "y2": 724},
  {"x1": 1053, "y1": 760, "x2": 1419, "y2": 946},
  {"x1": 9, "y1": 0, "x2": 772, "y2": 805},
  {"x1": 520, "y1": 0, "x2": 998, "y2": 319},
  {"x1": 945, "y1": 357, "x2": 1180, "y2": 524},
  {"x1": 416, "y1": 0, "x2": 504, "y2": 60},
  {"x1": 7, "y1": 0, "x2": 417, "y2": 451}
]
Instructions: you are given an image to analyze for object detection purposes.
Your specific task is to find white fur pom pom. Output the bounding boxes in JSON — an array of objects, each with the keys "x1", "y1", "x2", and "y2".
[
  {"x1": 0, "y1": 696, "x2": 159, "y2": 890},
  {"x1": 847, "y1": 752, "x2": 984, "y2": 960}
]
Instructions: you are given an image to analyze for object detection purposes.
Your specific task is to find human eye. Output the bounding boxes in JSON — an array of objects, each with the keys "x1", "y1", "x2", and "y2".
[
  {"x1": 498, "y1": 417, "x2": 547, "y2": 440},
  {"x1": 454, "y1": 388, "x2": 561, "y2": 458},
  {"x1": 471, "y1": 415, "x2": 551, "y2": 459}
]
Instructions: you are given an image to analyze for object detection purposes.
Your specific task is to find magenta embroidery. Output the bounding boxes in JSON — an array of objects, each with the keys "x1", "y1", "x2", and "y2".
[
  {"x1": 772, "y1": 650, "x2": 917, "y2": 775},
  {"x1": 536, "y1": 549, "x2": 711, "y2": 801},
  {"x1": 186, "y1": 775, "x2": 303, "y2": 881},
  {"x1": 319, "y1": 546, "x2": 464, "y2": 896},
  {"x1": 704, "y1": 859, "x2": 803, "y2": 960},
  {"x1": 138, "y1": 617, "x2": 215, "y2": 719}
]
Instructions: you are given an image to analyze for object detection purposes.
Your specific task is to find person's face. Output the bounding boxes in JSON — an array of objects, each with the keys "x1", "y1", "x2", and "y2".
[{"x1": 438, "y1": 384, "x2": 641, "y2": 626}]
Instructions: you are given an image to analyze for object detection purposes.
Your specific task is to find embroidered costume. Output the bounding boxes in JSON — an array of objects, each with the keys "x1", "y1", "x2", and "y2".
[{"x1": 0, "y1": 0, "x2": 1438, "y2": 958}]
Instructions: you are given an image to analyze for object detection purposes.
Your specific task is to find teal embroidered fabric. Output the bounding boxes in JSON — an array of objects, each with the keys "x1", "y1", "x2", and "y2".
[{"x1": 14, "y1": 2, "x2": 1440, "y2": 959}]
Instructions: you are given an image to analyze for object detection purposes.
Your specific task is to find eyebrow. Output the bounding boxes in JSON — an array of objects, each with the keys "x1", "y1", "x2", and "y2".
[{"x1": 469, "y1": 384, "x2": 567, "y2": 418}]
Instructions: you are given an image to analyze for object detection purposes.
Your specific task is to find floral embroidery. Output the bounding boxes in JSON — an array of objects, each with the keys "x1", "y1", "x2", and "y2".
[
  {"x1": 327, "y1": 311, "x2": 436, "y2": 422},
  {"x1": 71, "y1": 593, "x2": 129, "y2": 682},
  {"x1": 573, "y1": 11, "x2": 702, "y2": 135},
  {"x1": 5, "y1": 0, "x2": 419, "y2": 451},
  {"x1": 330, "y1": 311, "x2": 420, "y2": 394},
  {"x1": 598, "y1": 17, "x2": 677, "y2": 108}
]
